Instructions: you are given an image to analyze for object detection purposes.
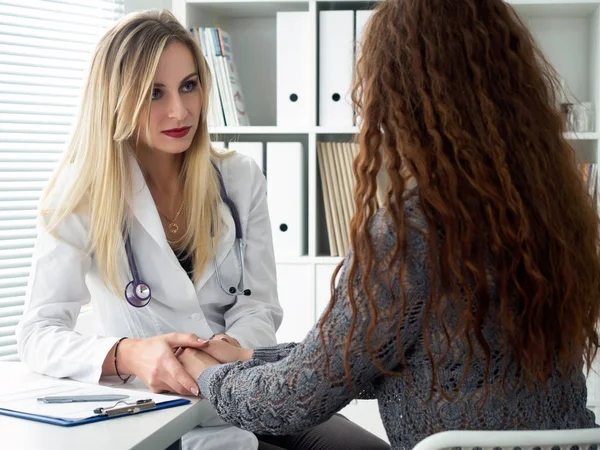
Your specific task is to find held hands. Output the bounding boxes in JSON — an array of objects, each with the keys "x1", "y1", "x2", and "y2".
[
  {"x1": 177, "y1": 347, "x2": 220, "y2": 380},
  {"x1": 116, "y1": 332, "x2": 253, "y2": 396},
  {"x1": 197, "y1": 335, "x2": 254, "y2": 363},
  {"x1": 116, "y1": 333, "x2": 209, "y2": 396},
  {"x1": 176, "y1": 335, "x2": 254, "y2": 380}
]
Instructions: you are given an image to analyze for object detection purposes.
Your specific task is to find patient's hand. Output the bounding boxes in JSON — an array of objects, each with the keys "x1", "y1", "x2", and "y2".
[
  {"x1": 210, "y1": 333, "x2": 240, "y2": 347},
  {"x1": 177, "y1": 348, "x2": 220, "y2": 380},
  {"x1": 197, "y1": 338, "x2": 254, "y2": 364}
]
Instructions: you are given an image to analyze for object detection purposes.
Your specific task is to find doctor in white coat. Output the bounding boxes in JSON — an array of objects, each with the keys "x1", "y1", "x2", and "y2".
[{"x1": 15, "y1": 10, "x2": 280, "y2": 450}]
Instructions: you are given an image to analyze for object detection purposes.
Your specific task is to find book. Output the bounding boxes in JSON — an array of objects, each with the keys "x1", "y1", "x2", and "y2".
[
  {"x1": 191, "y1": 27, "x2": 225, "y2": 127},
  {"x1": 219, "y1": 29, "x2": 250, "y2": 126},
  {"x1": 318, "y1": 143, "x2": 338, "y2": 256}
]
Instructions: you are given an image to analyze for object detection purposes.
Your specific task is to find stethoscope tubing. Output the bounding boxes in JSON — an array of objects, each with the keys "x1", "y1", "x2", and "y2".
[{"x1": 123, "y1": 163, "x2": 250, "y2": 307}]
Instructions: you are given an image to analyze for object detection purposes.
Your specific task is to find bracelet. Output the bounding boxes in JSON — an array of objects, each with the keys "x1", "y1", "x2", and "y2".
[{"x1": 114, "y1": 337, "x2": 131, "y2": 383}]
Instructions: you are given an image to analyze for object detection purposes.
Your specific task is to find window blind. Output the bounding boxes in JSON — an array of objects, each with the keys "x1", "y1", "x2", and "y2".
[{"x1": 0, "y1": 0, "x2": 124, "y2": 361}]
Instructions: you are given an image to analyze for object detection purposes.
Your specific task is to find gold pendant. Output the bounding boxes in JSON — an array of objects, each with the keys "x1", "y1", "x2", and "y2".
[{"x1": 168, "y1": 223, "x2": 179, "y2": 234}]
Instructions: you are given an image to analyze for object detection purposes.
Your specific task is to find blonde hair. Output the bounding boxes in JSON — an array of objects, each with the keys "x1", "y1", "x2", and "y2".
[{"x1": 42, "y1": 10, "x2": 223, "y2": 294}]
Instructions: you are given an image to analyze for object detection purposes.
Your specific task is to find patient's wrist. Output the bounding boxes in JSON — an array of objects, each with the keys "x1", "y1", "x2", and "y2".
[{"x1": 241, "y1": 348, "x2": 254, "y2": 361}]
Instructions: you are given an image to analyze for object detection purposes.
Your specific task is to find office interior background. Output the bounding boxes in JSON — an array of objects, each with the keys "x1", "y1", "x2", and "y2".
[{"x1": 2, "y1": 0, "x2": 600, "y2": 441}]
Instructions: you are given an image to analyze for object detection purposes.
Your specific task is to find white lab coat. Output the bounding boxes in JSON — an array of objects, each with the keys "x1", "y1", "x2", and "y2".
[{"x1": 16, "y1": 152, "x2": 283, "y2": 450}]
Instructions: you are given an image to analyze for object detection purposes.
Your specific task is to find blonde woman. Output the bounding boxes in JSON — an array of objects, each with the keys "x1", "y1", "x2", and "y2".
[{"x1": 15, "y1": 10, "x2": 388, "y2": 450}]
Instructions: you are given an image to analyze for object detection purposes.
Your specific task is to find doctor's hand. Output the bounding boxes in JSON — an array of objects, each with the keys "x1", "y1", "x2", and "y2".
[
  {"x1": 196, "y1": 337, "x2": 254, "y2": 364},
  {"x1": 117, "y1": 333, "x2": 208, "y2": 396},
  {"x1": 177, "y1": 347, "x2": 220, "y2": 380}
]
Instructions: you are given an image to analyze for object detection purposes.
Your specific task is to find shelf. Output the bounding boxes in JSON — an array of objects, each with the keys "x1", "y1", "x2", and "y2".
[
  {"x1": 209, "y1": 126, "x2": 311, "y2": 135},
  {"x1": 315, "y1": 126, "x2": 358, "y2": 134},
  {"x1": 187, "y1": 0, "x2": 600, "y2": 263},
  {"x1": 209, "y1": 126, "x2": 361, "y2": 135},
  {"x1": 509, "y1": 0, "x2": 600, "y2": 18},
  {"x1": 274, "y1": 256, "x2": 344, "y2": 264},
  {"x1": 188, "y1": 0, "x2": 304, "y2": 3},
  {"x1": 184, "y1": 0, "x2": 600, "y2": 19},
  {"x1": 313, "y1": 256, "x2": 344, "y2": 264},
  {"x1": 275, "y1": 256, "x2": 312, "y2": 264},
  {"x1": 564, "y1": 131, "x2": 599, "y2": 140},
  {"x1": 185, "y1": 1, "x2": 308, "y2": 18},
  {"x1": 209, "y1": 128, "x2": 598, "y2": 140}
]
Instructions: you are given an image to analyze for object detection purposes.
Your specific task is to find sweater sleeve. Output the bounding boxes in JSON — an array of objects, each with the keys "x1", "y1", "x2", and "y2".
[
  {"x1": 197, "y1": 210, "x2": 423, "y2": 435},
  {"x1": 251, "y1": 342, "x2": 298, "y2": 363}
]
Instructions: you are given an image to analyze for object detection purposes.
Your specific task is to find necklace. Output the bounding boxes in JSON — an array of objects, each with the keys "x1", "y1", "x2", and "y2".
[{"x1": 157, "y1": 200, "x2": 184, "y2": 234}]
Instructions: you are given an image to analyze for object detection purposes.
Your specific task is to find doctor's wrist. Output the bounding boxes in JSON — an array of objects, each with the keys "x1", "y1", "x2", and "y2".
[{"x1": 115, "y1": 337, "x2": 140, "y2": 376}]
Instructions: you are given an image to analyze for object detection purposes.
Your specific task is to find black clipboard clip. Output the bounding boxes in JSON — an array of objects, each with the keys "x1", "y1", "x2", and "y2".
[{"x1": 93, "y1": 399, "x2": 156, "y2": 417}]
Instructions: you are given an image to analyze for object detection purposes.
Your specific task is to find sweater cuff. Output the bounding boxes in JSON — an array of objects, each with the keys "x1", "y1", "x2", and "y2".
[
  {"x1": 197, "y1": 364, "x2": 225, "y2": 398},
  {"x1": 252, "y1": 343, "x2": 297, "y2": 363}
]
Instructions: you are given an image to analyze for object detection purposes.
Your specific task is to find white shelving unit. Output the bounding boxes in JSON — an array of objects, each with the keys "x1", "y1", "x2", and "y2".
[{"x1": 172, "y1": 0, "x2": 600, "y2": 440}]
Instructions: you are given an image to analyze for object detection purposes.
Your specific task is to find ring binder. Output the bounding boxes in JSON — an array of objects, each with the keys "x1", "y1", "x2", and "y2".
[{"x1": 94, "y1": 399, "x2": 156, "y2": 417}]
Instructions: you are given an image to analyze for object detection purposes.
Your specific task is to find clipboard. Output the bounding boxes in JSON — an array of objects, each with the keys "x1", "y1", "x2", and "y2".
[
  {"x1": 0, "y1": 398, "x2": 190, "y2": 427},
  {"x1": 0, "y1": 376, "x2": 191, "y2": 427}
]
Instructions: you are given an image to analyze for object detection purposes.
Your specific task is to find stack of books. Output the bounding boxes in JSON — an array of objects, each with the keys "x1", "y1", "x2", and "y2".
[
  {"x1": 317, "y1": 142, "x2": 359, "y2": 256},
  {"x1": 318, "y1": 142, "x2": 389, "y2": 256},
  {"x1": 191, "y1": 27, "x2": 250, "y2": 127}
]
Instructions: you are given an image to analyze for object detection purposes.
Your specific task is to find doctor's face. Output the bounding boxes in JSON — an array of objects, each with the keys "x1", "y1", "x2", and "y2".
[{"x1": 136, "y1": 41, "x2": 202, "y2": 155}]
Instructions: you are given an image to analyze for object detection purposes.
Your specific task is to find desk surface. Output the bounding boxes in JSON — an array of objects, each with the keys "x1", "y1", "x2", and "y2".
[{"x1": 0, "y1": 362, "x2": 213, "y2": 450}]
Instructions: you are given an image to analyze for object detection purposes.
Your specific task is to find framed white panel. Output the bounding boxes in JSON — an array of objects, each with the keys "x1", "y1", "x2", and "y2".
[
  {"x1": 275, "y1": 263, "x2": 315, "y2": 343},
  {"x1": 315, "y1": 262, "x2": 337, "y2": 319}
]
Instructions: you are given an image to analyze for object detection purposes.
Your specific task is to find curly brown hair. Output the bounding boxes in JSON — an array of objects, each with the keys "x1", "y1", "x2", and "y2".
[{"x1": 322, "y1": 0, "x2": 600, "y2": 392}]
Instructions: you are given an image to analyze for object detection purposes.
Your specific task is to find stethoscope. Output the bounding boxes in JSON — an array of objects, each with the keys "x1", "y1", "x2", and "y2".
[{"x1": 124, "y1": 164, "x2": 251, "y2": 308}]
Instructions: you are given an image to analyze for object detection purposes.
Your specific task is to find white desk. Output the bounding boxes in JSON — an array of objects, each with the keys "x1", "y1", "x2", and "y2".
[{"x1": 0, "y1": 362, "x2": 214, "y2": 450}]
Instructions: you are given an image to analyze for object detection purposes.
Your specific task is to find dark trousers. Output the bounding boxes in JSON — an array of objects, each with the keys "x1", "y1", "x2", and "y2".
[{"x1": 256, "y1": 414, "x2": 390, "y2": 450}]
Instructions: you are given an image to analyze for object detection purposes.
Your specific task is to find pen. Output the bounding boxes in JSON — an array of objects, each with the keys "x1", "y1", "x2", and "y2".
[
  {"x1": 37, "y1": 394, "x2": 130, "y2": 403},
  {"x1": 93, "y1": 399, "x2": 155, "y2": 416}
]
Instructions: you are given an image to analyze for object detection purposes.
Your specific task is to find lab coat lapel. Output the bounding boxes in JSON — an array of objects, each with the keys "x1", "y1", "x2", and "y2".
[
  {"x1": 128, "y1": 153, "x2": 236, "y2": 290},
  {"x1": 194, "y1": 201, "x2": 236, "y2": 292},
  {"x1": 128, "y1": 154, "x2": 173, "y2": 256}
]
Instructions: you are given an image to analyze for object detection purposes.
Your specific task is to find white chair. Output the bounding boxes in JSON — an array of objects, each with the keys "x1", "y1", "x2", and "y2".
[{"x1": 412, "y1": 429, "x2": 600, "y2": 450}]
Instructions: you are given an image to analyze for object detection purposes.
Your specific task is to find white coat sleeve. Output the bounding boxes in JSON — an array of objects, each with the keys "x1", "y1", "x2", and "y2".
[
  {"x1": 16, "y1": 211, "x2": 120, "y2": 383},
  {"x1": 223, "y1": 159, "x2": 283, "y2": 349}
]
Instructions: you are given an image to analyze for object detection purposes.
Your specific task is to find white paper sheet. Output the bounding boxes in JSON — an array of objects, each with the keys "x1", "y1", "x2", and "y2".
[{"x1": 0, "y1": 377, "x2": 183, "y2": 421}]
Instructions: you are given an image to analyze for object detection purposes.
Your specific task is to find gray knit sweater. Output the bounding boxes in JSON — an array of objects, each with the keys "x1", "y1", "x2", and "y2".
[{"x1": 198, "y1": 197, "x2": 597, "y2": 450}]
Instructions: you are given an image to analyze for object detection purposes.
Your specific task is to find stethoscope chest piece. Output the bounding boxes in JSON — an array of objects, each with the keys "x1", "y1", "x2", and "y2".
[{"x1": 124, "y1": 280, "x2": 151, "y2": 308}]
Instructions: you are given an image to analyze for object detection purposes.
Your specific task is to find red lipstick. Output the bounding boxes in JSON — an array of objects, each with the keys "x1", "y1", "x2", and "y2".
[{"x1": 162, "y1": 127, "x2": 191, "y2": 138}]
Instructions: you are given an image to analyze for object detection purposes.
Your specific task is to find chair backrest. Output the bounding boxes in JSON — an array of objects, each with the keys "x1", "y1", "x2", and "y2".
[{"x1": 411, "y1": 429, "x2": 600, "y2": 450}]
